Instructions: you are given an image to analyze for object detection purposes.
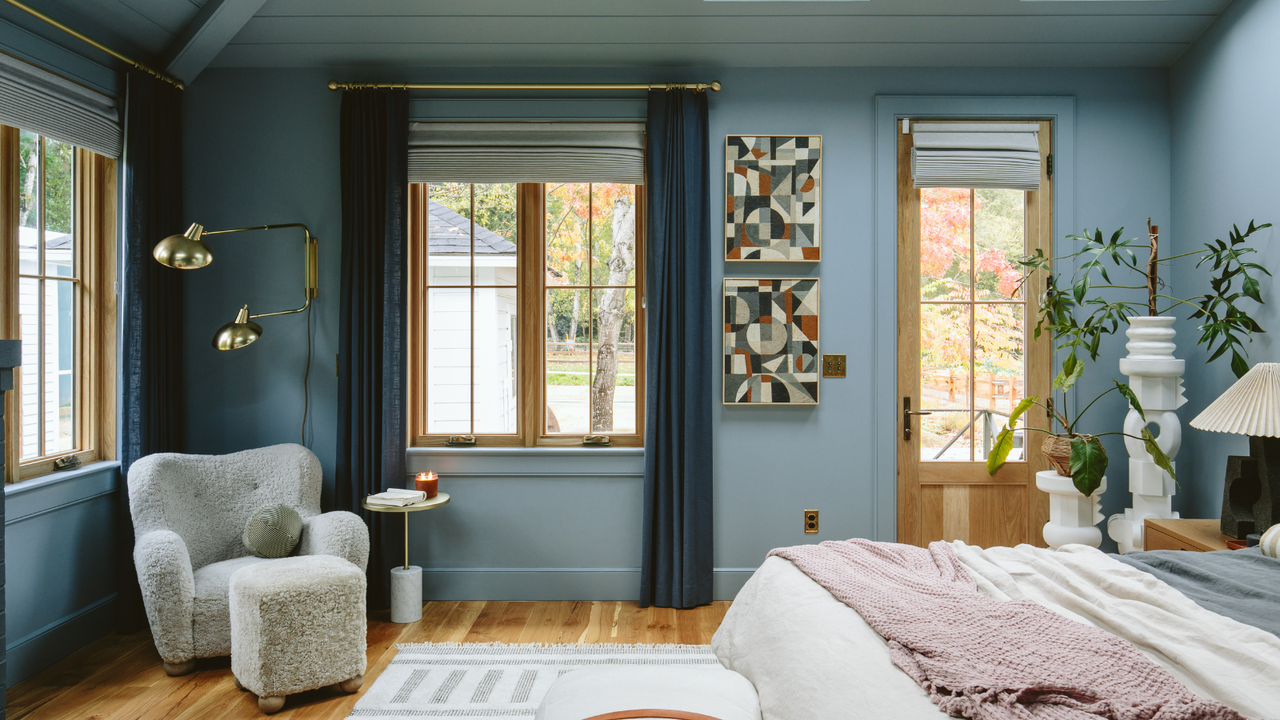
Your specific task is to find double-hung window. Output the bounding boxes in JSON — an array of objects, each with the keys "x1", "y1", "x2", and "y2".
[
  {"x1": 2, "y1": 126, "x2": 116, "y2": 482},
  {"x1": 408, "y1": 181, "x2": 644, "y2": 446}
]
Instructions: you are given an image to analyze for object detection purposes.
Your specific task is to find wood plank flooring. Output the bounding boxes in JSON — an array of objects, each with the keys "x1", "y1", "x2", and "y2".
[{"x1": 6, "y1": 601, "x2": 732, "y2": 720}]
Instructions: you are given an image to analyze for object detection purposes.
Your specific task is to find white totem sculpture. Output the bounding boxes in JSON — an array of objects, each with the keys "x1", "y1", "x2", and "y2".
[{"x1": 1108, "y1": 316, "x2": 1185, "y2": 553}]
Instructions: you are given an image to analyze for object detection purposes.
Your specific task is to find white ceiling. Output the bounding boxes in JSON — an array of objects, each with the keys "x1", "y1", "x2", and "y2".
[{"x1": 0, "y1": 0, "x2": 1235, "y2": 85}]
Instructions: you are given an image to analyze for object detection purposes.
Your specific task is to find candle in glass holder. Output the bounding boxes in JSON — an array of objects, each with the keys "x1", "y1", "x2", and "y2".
[{"x1": 415, "y1": 471, "x2": 438, "y2": 498}]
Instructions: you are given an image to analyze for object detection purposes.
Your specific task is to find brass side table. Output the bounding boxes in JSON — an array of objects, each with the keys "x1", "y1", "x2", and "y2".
[{"x1": 362, "y1": 492, "x2": 451, "y2": 623}]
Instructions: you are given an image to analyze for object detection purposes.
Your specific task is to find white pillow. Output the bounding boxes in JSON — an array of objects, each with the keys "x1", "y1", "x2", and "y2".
[
  {"x1": 1261, "y1": 524, "x2": 1280, "y2": 559},
  {"x1": 535, "y1": 666, "x2": 761, "y2": 720}
]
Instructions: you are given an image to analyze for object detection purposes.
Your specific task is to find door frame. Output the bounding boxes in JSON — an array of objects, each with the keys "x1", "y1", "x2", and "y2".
[{"x1": 871, "y1": 96, "x2": 1077, "y2": 543}]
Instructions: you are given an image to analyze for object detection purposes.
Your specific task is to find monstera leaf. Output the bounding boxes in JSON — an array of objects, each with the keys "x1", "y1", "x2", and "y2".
[
  {"x1": 1142, "y1": 427, "x2": 1178, "y2": 484},
  {"x1": 1069, "y1": 435, "x2": 1108, "y2": 497}
]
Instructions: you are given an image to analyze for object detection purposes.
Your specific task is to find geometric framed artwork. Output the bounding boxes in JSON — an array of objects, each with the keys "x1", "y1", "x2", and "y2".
[
  {"x1": 725, "y1": 135, "x2": 821, "y2": 261},
  {"x1": 723, "y1": 278, "x2": 820, "y2": 405}
]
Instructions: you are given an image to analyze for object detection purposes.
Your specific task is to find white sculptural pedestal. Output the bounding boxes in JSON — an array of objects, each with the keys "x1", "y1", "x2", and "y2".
[
  {"x1": 1037, "y1": 470, "x2": 1107, "y2": 549},
  {"x1": 1108, "y1": 317, "x2": 1184, "y2": 553}
]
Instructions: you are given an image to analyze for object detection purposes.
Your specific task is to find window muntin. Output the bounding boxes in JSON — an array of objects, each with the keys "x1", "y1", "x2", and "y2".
[{"x1": 17, "y1": 131, "x2": 77, "y2": 461}]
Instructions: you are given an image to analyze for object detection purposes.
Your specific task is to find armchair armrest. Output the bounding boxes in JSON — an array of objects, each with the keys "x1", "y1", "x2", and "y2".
[
  {"x1": 133, "y1": 530, "x2": 195, "y2": 664},
  {"x1": 299, "y1": 511, "x2": 370, "y2": 572}
]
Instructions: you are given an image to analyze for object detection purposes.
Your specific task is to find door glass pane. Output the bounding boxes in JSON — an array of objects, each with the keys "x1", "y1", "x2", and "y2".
[
  {"x1": 426, "y1": 182, "x2": 472, "y2": 286},
  {"x1": 471, "y1": 183, "x2": 517, "y2": 286},
  {"x1": 546, "y1": 288, "x2": 589, "y2": 435},
  {"x1": 425, "y1": 287, "x2": 471, "y2": 433},
  {"x1": 44, "y1": 138, "x2": 74, "y2": 277},
  {"x1": 920, "y1": 188, "x2": 971, "y2": 302},
  {"x1": 920, "y1": 302, "x2": 972, "y2": 461},
  {"x1": 545, "y1": 183, "x2": 589, "y2": 286},
  {"x1": 974, "y1": 304, "x2": 1026, "y2": 461},
  {"x1": 590, "y1": 184, "x2": 637, "y2": 287},
  {"x1": 590, "y1": 288, "x2": 636, "y2": 434},
  {"x1": 46, "y1": 279, "x2": 75, "y2": 453},
  {"x1": 472, "y1": 288, "x2": 518, "y2": 434},
  {"x1": 18, "y1": 277, "x2": 40, "y2": 460},
  {"x1": 975, "y1": 189, "x2": 1024, "y2": 301}
]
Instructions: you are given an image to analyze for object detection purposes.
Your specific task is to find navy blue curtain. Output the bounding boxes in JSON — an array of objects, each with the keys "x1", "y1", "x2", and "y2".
[
  {"x1": 336, "y1": 89, "x2": 408, "y2": 610},
  {"x1": 640, "y1": 89, "x2": 713, "y2": 609},
  {"x1": 118, "y1": 69, "x2": 185, "y2": 630}
]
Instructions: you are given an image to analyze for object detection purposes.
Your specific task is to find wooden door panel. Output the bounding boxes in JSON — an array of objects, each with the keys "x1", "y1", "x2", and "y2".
[{"x1": 920, "y1": 484, "x2": 1028, "y2": 546}]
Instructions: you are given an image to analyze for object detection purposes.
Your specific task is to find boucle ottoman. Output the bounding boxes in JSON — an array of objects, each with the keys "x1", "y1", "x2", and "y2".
[
  {"x1": 536, "y1": 666, "x2": 761, "y2": 720},
  {"x1": 229, "y1": 555, "x2": 367, "y2": 714}
]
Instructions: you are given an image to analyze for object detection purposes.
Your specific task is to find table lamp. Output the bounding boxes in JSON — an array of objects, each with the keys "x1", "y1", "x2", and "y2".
[{"x1": 1189, "y1": 363, "x2": 1280, "y2": 537}]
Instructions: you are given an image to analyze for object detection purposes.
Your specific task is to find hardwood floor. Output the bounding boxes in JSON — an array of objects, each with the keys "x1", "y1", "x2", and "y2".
[{"x1": 6, "y1": 601, "x2": 732, "y2": 720}]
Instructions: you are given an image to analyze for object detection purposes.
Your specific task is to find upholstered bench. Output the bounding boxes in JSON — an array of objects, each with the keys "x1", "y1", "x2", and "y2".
[
  {"x1": 229, "y1": 555, "x2": 367, "y2": 714},
  {"x1": 536, "y1": 666, "x2": 761, "y2": 720}
]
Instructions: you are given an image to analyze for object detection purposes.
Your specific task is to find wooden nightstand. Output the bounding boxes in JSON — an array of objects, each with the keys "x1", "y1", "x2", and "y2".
[{"x1": 1143, "y1": 518, "x2": 1236, "y2": 552}]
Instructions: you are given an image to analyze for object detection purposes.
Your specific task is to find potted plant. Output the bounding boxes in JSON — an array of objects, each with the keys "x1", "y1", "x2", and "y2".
[{"x1": 988, "y1": 218, "x2": 1271, "y2": 499}]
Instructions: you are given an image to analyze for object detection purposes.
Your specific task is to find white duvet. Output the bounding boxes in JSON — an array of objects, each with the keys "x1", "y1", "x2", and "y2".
[{"x1": 712, "y1": 542, "x2": 1280, "y2": 720}]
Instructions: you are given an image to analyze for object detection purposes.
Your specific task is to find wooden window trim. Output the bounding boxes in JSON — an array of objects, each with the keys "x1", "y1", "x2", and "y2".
[
  {"x1": 1, "y1": 129, "x2": 116, "y2": 483},
  {"x1": 408, "y1": 182, "x2": 645, "y2": 448}
]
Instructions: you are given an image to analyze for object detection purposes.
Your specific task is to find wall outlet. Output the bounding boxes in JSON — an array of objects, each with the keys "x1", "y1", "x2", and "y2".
[
  {"x1": 804, "y1": 509, "x2": 819, "y2": 533},
  {"x1": 822, "y1": 354, "x2": 846, "y2": 378}
]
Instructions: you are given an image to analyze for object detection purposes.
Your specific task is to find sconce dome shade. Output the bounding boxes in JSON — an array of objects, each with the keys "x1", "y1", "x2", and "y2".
[
  {"x1": 212, "y1": 306, "x2": 263, "y2": 351},
  {"x1": 154, "y1": 223, "x2": 213, "y2": 269},
  {"x1": 1191, "y1": 362, "x2": 1280, "y2": 437}
]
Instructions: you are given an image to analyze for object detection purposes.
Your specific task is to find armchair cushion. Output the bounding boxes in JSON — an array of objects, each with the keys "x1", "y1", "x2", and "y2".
[
  {"x1": 134, "y1": 530, "x2": 196, "y2": 665},
  {"x1": 192, "y1": 556, "x2": 270, "y2": 658},
  {"x1": 298, "y1": 511, "x2": 370, "y2": 572}
]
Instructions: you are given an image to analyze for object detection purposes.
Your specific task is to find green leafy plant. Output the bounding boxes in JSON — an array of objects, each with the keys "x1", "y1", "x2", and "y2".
[
  {"x1": 1018, "y1": 219, "x2": 1271, "y2": 380},
  {"x1": 984, "y1": 218, "x2": 1268, "y2": 496}
]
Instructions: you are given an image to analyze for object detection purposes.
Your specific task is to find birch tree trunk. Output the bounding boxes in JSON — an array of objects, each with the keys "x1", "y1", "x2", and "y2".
[{"x1": 591, "y1": 197, "x2": 636, "y2": 433}]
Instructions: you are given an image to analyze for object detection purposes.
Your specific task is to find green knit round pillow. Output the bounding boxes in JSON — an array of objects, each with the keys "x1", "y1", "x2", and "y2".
[
  {"x1": 243, "y1": 504, "x2": 303, "y2": 558},
  {"x1": 1261, "y1": 524, "x2": 1280, "y2": 559}
]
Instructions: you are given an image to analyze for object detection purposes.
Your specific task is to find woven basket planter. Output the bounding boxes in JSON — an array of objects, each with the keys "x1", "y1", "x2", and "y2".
[{"x1": 1042, "y1": 435, "x2": 1074, "y2": 476}]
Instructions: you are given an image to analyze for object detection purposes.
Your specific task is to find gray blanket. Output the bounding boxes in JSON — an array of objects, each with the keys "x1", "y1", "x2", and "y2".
[{"x1": 1113, "y1": 548, "x2": 1280, "y2": 638}]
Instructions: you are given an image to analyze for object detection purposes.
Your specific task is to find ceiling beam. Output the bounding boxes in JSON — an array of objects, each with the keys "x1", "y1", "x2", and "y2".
[{"x1": 163, "y1": 0, "x2": 266, "y2": 85}]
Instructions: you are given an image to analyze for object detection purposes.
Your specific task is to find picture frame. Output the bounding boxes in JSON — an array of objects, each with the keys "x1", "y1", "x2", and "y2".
[
  {"x1": 723, "y1": 277, "x2": 820, "y2": 405},
  {"x1": 725, "y1": 135, "x2": 822, "y2": 262}
]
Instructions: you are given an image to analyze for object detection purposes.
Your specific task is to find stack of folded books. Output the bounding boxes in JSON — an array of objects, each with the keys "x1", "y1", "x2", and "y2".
[{"x1": 366, "y1": 488, "x2": 428, "y2": 507}]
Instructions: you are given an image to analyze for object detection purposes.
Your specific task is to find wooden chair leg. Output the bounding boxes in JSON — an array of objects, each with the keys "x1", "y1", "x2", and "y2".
[
  {"x1": 338, "y1": 675, "x2": 364, "y2": 693},
  {"x1": 163, "y1": 660, "x2": 196, "y2": 676},
  {"x1": 258, "y1": 696, "x2": 285, "y2": 714}
]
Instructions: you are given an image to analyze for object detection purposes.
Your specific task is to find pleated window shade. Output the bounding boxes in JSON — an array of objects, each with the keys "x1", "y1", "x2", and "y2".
[
  {"x1": 911, "y1": 122, "x2": 1041, "y2": 192},
  {"x1": 408, "y1": 122, "x2": 645, "y2": 184},
  {"x1": 0, "y1": 53, "x2": 120, "y2": 158}
]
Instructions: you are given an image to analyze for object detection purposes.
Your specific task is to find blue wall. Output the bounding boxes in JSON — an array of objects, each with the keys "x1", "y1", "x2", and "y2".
[
  {"x1": 4, "y1": 464, "x2": 121, "y2": 687},
  {"x1": 1169, "y1": 0, "x2": 1280, "y2": 520},
  {"x1": 181, "y1": 65, "x2": 1172, "y2": 597}
]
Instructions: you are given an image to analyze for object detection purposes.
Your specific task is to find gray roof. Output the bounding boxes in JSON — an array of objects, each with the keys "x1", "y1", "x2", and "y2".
[{"x1": 429, "y1": 201, "x2": 515, "y2": 255}]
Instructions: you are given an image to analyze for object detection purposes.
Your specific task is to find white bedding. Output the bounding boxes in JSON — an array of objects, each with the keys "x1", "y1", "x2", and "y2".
[{"x1": 712, "y1": 542, "x2": 1280, "y2": 720}]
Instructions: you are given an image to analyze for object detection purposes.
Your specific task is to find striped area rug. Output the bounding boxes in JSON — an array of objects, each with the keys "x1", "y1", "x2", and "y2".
[{"x1": 347, "y1": 642, "x2": 719, "y2": 718}]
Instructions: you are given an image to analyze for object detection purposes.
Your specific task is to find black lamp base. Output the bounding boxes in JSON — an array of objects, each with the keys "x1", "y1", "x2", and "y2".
[{"x1": 1220, "y1": 435, "x2": 1280, "y2": 538}]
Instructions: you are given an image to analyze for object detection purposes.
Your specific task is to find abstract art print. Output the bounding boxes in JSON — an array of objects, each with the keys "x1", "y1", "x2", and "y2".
[
  {"x1": 725, "y1": 135, "x2": 821, "y2": 261},
  {"x1": 723, "y1": 278, "x2": 819, "y2": 405}
]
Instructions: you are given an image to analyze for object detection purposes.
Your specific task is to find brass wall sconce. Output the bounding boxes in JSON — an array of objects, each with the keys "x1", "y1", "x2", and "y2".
[{"x1": 153, "y1": 223, "x2": 318, "y2": 350}]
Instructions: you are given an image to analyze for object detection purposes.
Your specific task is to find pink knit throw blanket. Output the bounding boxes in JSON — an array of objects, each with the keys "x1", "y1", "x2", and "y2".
[{"x1": 769, "y1": 540, "x2": 1251, "y2": 720}]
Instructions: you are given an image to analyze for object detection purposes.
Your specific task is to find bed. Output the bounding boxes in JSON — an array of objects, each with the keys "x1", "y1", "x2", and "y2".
[{"x1": 711, "y1": 542, "x2": 1280, "y2": 720}]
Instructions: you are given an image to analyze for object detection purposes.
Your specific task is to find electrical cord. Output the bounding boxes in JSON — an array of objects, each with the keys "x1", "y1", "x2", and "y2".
[{"x1": 301, "y1": 301, "x2": 312, "y2": 446}]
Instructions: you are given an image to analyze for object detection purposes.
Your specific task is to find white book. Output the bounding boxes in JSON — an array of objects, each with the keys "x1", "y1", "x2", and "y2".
[{"x1": 367, "y1": 489, "x2": 427, "y2": 507}]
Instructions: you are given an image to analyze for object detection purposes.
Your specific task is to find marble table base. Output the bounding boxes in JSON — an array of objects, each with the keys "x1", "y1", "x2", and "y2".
[{"x1": 390, "y1": 565, "x2": 423, "y2": 624}]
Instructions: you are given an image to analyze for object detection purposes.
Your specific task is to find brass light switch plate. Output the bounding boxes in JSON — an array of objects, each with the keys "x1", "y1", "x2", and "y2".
[
  {"x1": 822, "y1": 354, "x2": 846, "y2": 378},
  {"x1": 804, "y1": 510, "x2": 819, "y2": 533}
]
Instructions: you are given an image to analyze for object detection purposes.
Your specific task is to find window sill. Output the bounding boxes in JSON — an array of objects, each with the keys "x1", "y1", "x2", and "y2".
[
  {"x1": 406, "y1": 446, "x2": 643, "y2": 479},
  {"x1": 6, "y1": 459, "x2": 120, "y2": 493},
  {"x1": 5, "y1": 460, "x2": 121, "y2": 525}
]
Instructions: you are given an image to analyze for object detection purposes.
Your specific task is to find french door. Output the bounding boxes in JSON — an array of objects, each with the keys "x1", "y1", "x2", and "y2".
[{"x1": 896, "y1": 120, "x2": 1053, "y2": 548}]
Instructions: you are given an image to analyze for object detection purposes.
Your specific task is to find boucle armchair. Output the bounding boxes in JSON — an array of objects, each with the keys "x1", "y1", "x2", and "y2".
[{"x1": 128, "y1": 443, "x2": 369, "y2": 676}]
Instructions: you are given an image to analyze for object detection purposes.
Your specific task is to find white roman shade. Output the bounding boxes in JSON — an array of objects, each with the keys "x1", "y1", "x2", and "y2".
[
  {"x1": 911, "y1": 122, "x2": 1041, "y2": 192},
  {"x1": 0, "y1": 53, "x2": 120, "y2": 158},
  {"x1": 408, "y1": 122, "x2": 645, "y2": 184}
]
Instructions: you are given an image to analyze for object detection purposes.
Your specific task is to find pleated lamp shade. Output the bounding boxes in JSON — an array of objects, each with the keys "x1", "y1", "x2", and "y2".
[{"x1": 1190, "y1": 363, "x2": 1280, "y2": 437}]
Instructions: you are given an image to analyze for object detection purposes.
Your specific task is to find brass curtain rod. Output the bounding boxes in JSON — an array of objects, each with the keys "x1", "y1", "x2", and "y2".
[
  {"x1": 327, "y1": 81, "x2": 721, "y2": 92},
  {"x1": 3, "y1": 0, "x2": 184, "y2": 89}
]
